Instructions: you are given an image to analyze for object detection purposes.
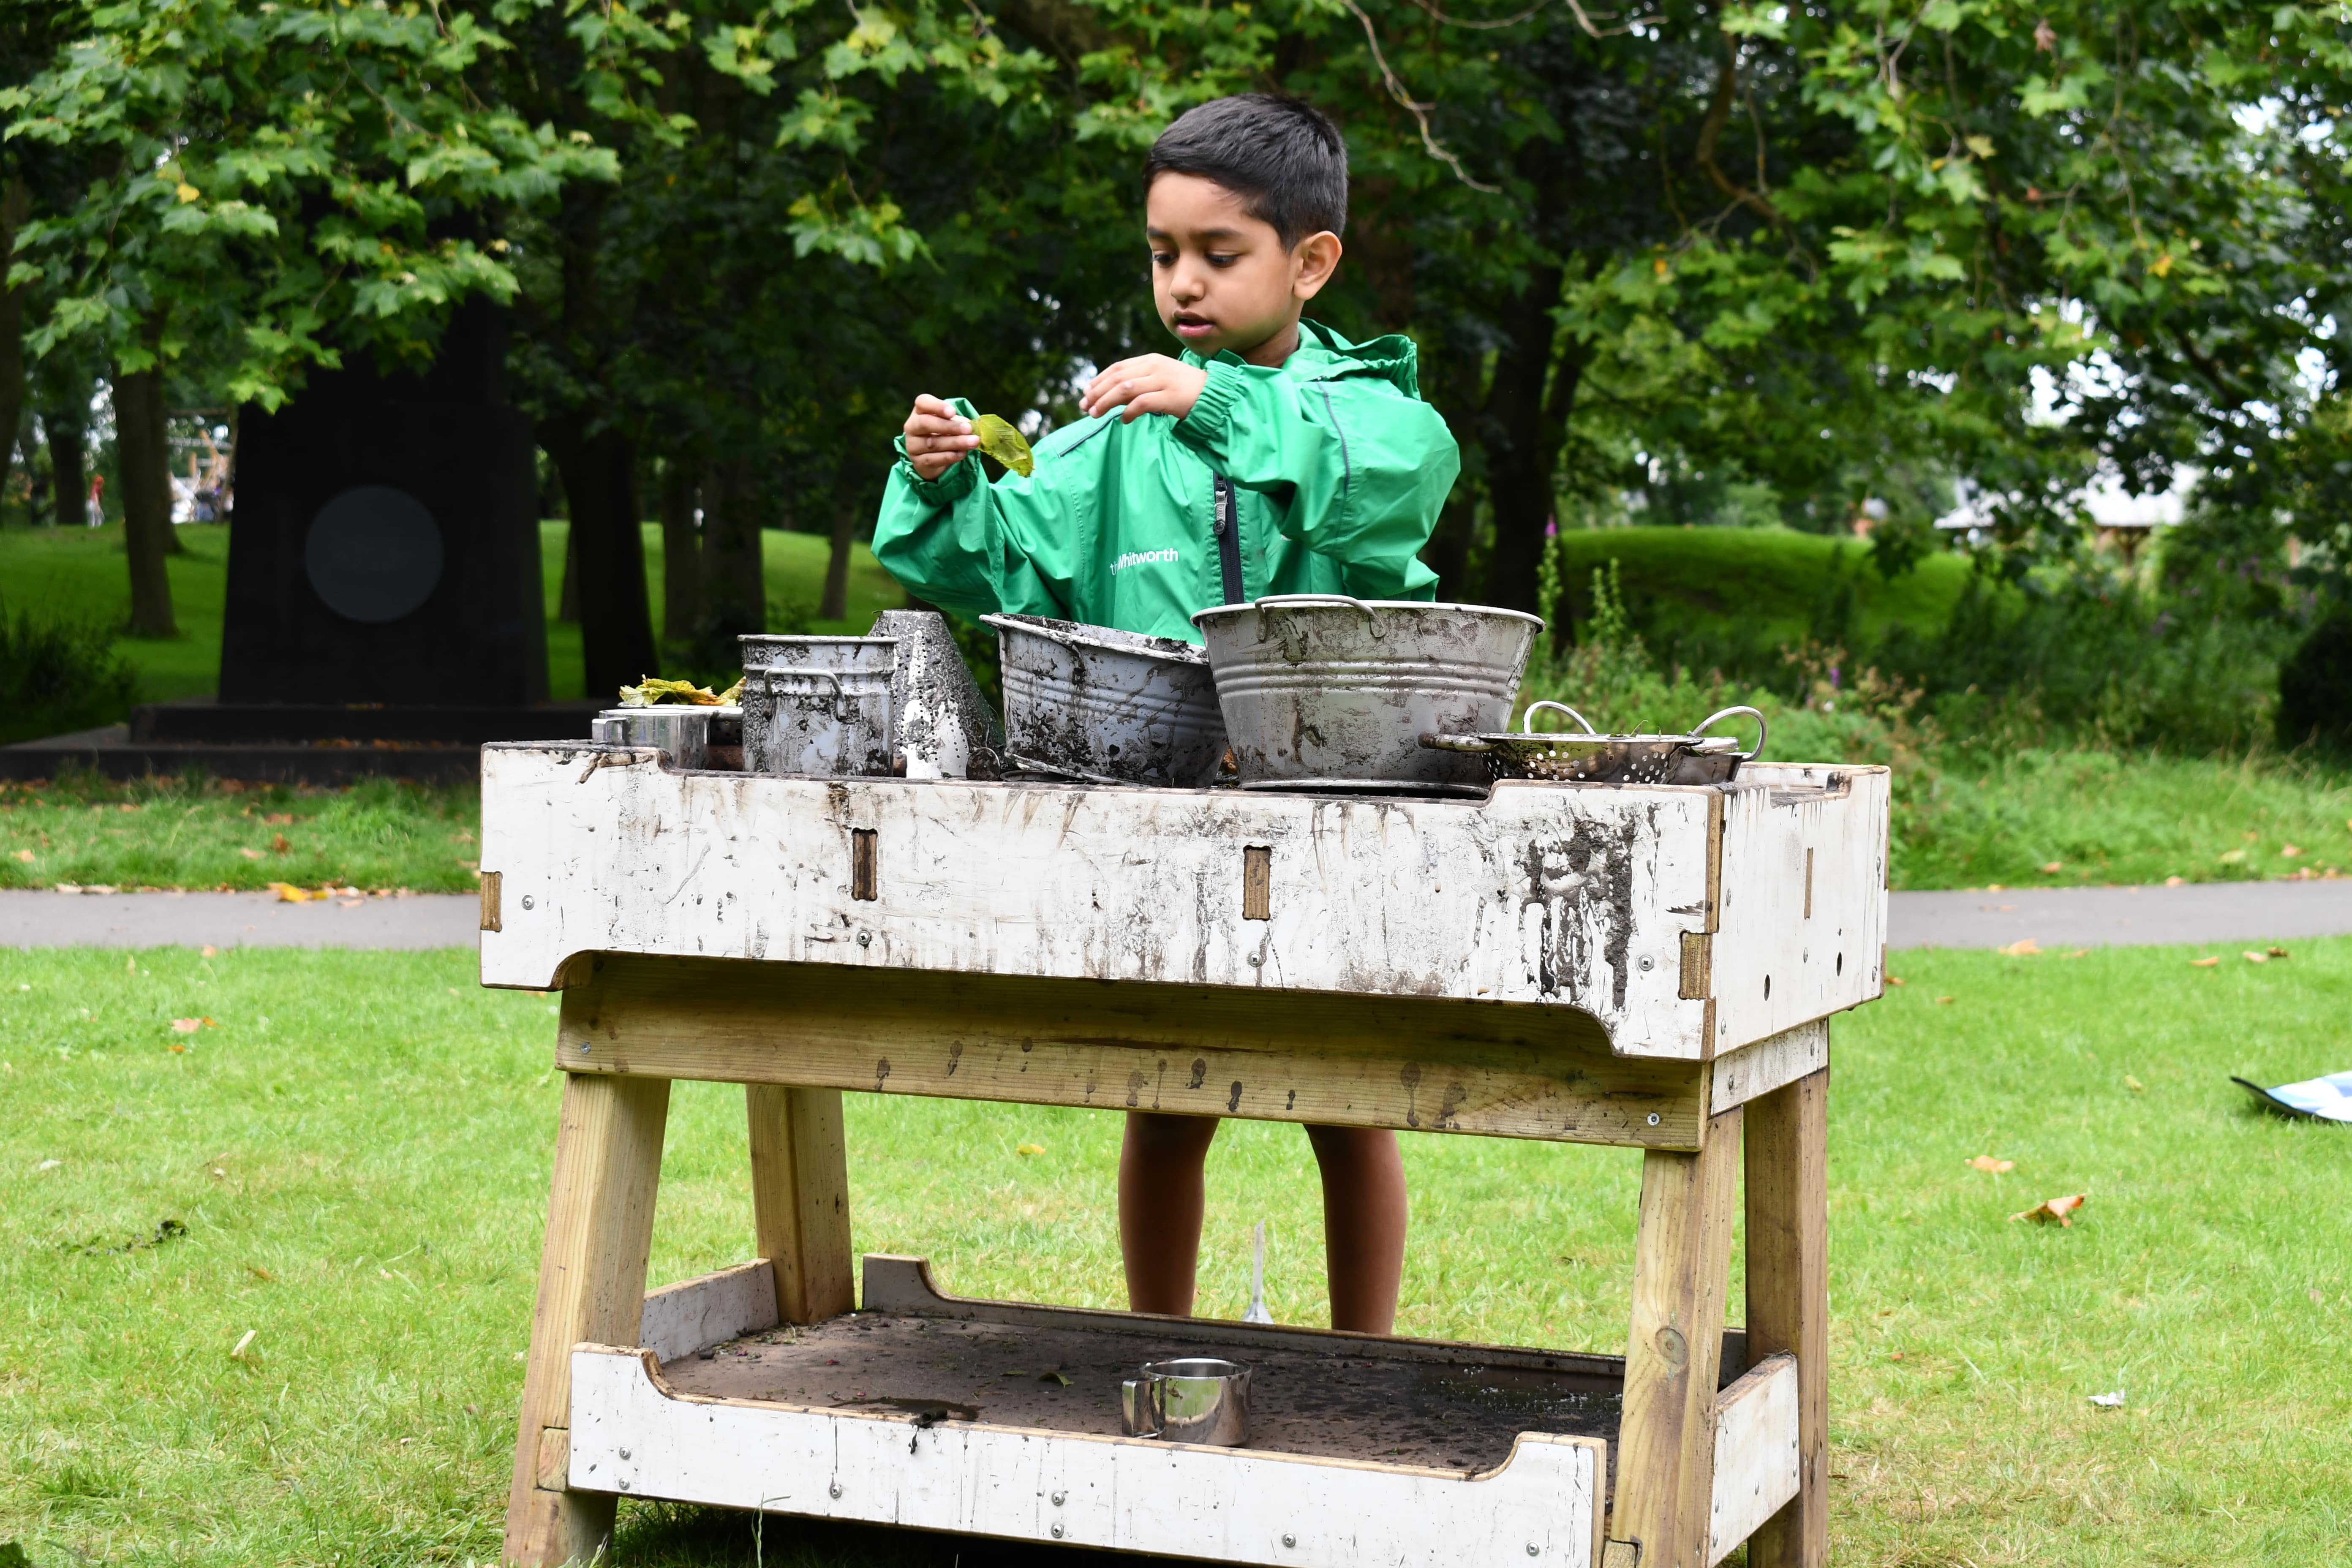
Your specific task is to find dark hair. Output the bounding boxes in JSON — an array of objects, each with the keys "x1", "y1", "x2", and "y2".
[{"x1": 1145, "y1": 95, "x2": 1348, "y2": 248}]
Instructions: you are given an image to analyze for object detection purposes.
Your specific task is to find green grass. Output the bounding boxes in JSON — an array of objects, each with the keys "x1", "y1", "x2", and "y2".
[
  {"x1": 0, "y1": 775, "x2": 482, "y2": 893},
  {"x1": 0, "y1": 520, "x2": 903, "y2": 711},
  {"x1": 0, "y1": 945, "x2": 2345, "y2": 1566},
  {"x1": 1552, "y1": 526, "x2": 1982, "y2": 652}
]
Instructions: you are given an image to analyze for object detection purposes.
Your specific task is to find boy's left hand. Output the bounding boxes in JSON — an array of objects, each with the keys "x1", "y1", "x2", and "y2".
[{"x1": 1081, "y1": 355, "x2": 1209, "y2": 423}]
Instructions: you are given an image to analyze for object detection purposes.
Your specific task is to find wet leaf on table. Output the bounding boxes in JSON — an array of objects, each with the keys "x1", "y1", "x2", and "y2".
[
  {"x1": 1040, "y1": 1370, "x2": 1071, "y2": 1385},
  {"x1": 619, "y1": 677, "x2": 727, "y2": 708},
  {"x1": 973, "y1": 414, "x2": 1035, "y2": 477},
  {"x1": 2011, "y1": 1193, "x2": 2087, "y2": 1227}
]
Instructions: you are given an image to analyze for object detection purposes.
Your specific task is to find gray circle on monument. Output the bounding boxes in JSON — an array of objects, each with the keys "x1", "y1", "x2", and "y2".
[{"x1": 304, "y1": 486, "x2": 445, "y2": 623}]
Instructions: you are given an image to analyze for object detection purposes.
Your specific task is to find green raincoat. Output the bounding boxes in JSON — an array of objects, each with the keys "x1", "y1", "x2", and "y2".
[{"x1": 871, "y1": 321, "x2": 1458, "y2": 643}]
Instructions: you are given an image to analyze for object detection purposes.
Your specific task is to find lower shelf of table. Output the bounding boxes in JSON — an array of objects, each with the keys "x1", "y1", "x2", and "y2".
[{"x1": 564, "y1": 1254, "x2": 1799, "y2": 1568}]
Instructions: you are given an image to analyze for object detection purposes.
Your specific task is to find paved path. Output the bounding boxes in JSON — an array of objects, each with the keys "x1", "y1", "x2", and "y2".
[
  {"x1": 0, "y1": 890, "x2": 480, "y2": 950},
  {"x1": 7, "y1": 882, "x2": 2352, "y2": 952}
]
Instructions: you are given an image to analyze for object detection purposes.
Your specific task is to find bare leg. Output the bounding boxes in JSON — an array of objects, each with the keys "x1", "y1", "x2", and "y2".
[
  {"x1": 1119, "y1": 1111, "x2": 1221, "y2": 1315},
  {"x1": 1304, "y1": 1124, "x2": 1408, "y2": 1335}
]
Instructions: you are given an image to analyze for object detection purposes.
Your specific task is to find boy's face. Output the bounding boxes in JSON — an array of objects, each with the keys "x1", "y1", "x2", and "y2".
[{"x1": 1146, "y1": 173, "x2": 1342, "y2": 361}]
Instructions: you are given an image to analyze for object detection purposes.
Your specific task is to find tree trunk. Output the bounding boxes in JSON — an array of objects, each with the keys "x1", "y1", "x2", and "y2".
[
  {"x1": 1416, "y1": 336, "x2": 1486, "y2": 602},
  {"x1": 658, "y1": 460, "x2": 702, "y2": 644},
  {"x1": 556, "y1": 522, "x2": 580, "y2": 622},
  {"x1": 45, "y1": 409, "x2": 84, "y2": 529},
  {"x1": 111, "y1": 363, "x2": 179, "y2": 637},
  {"x1": 1478, "y1": 266, "x2": 1575, "y2": 615},
  {"x1": 820, "y1": 502, "x2": 855, "y2": 622},
  {"x1": 0, "y1": 177, "x2": 29, "y2": 516},
  {"x1": 698, "y1": 457, "x2": 765, "y2": 643},
  {"x1": 543, "y1": 414, "x2": 658, "y2": 701}
]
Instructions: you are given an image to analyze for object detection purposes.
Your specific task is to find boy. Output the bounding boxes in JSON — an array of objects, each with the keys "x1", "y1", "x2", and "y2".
[{"x1": 874, "y1": 94, "x2": 1459, "y2": 1335}]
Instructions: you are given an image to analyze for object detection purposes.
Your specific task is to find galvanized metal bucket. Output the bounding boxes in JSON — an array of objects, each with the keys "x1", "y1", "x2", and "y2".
[
  {"x1": 738, "y1": 635, "x2": 897, "y2": 777},
  {"x1": 981, "y1": 614, "x2": 1228, "y2": 788},
  {"x1": 1191, "y1": 596, "x2": 1541, "y2": 794}
]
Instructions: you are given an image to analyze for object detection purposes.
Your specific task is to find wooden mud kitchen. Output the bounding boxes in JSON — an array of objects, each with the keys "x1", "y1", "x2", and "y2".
[{"x1": 480, "y1": 734, "x2": 1887, "y2": 1568}]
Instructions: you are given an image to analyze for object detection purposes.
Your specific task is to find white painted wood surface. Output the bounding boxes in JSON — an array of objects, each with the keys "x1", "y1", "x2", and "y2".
[
  {"x1": 1708, "y1": 1021, "x2": 1830, "y2": 1115},
  {"x1": 1709, "y1": 767, "x2": 1890, "y2": 1055},
  {"x1": 637, "y1": 1259, "x2": 779, "y2": 1365},
  {"x1": 1706, "y1": 1353, "x2": 1802, "y2": 1565},
  {"x1": 567, "y1": 1344, "x2": 1604, "y2": 1568},
  {"x1": 479, "y1": 747, "x2": 1887, "y2": 1059}
]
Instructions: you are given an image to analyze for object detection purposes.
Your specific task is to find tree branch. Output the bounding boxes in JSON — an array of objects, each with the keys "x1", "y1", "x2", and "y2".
[{"x1": 1341, "y1": 0, "x2": 1501, "y2": 193}]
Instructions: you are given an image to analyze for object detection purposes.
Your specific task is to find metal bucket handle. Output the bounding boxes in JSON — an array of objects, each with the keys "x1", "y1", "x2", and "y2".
[
  {"x1": 1692, "y1": 705, "x2": 1767, "y2": 760},
  {"x1": 1252, "y1": 593, "x2": 1386, "y2": 641},
  {"x1": 1518, "y1": 700, "x2": 1599, "y2": 736},
  {"x1": 770, "y1": 667, "x2": 852, "y2": 721}
]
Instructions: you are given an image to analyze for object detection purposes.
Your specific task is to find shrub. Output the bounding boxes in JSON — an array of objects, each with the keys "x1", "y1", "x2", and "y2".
[
  {"x1": 0, "y1": 600, "x2": 139, "y2": 746},
  {"x1": 2276, "y1": 614, "x2": 2352, "y2": 754}
]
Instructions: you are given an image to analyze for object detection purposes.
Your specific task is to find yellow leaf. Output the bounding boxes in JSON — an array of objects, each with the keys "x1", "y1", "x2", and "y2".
[
  {"x1": 1964, "y1": 134, "x2": 1996, "y2": 159},
  {"x1": 1015, "y1": 1142, "x2": 1045, "y2": 1156},
  {"x1": 2151, "y1": 252, "x2": 2174, "y2": 277},
  {"x1": 972, "y1": 414, "x2": 1034, "y2": 477},
  {"x1": 175, "y1": 182, "x2": 201, "y2": 204}
]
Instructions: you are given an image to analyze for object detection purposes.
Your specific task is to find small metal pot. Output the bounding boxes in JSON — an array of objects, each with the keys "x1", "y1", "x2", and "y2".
[
  {"x1": 739, "y1": 635, "x2": 897, "y2": 777},
  {"x1": 1421, "y1": 702, "x2": 1767, "y2": 784},
  {"x1": 590, "y1": 705, "x2": 733, "y2": 770},
  {"x1": 1120, "y1": 1357, "x2": 1251, "y2": 1446},
  {"x1": 982, "y1": 614, "x2": 1227, "y2": 788},
  {"x1": 1191, "y1": 596, "x2": 1541, "y2": 794}
]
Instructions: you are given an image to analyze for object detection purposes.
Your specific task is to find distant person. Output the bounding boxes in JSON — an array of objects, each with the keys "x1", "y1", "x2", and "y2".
[
  {"x1": 872, "y1": 94, "x2": 1458, "y2": 1335},
  {"x1": 85, "y1": 474, "x2": 104, "y2": 528}
]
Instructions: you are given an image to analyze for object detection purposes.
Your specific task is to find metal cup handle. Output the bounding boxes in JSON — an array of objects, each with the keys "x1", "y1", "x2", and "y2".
[
  {"x1": 1692, "y1": 705, "x2": 1767, "y2": 761},
  {"x1": 1519, "y1": 700, "x2": 1599, "y2": 736},
  {"x1": 1120, "y1": 1378, "x2": 1160, "y2": 1437}
]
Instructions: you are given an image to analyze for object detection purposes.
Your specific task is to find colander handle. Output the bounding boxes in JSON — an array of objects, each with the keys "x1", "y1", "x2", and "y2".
[
  {"x1": 1692, "y1": 705, "x2": 1767, "y2": 760},
  {"x1": 1519, "y1": 701, "x2": 1599, "y2": 736},
  {"x1": 1418, "y1": 732, "x2": 1494, "y2": 753}
]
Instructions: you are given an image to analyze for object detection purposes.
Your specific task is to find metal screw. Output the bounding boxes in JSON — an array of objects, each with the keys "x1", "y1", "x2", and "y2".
[
  {"x1": 1528, "y1": 1546, "x2": 1541, "y2": 1557},
  {"x1": 618, "y1": 1447, "x2": 630, "y2": 1460},
  {"x1": 617, "y1": 1478, "x2": 630, "y2": 1492},
  {"x1": 1052, "y1": 1491, "x2": 1066, "y2": 1506},
  {"x1": 1646, "y1": 1112, "x2": 1660, "y2": 1126},
  {"x1": 1247, "y1": 954, "x2": 1262, "y2": 966},
  {"x1": 1282, "y1": 1535, "x2": 1296, "y2": 1548},
  {"x1": 1637, "y1": 955, "x2": 1653, "y2": 971},
  {"x1": 520, "y1": 895, "x2": 534, "y2": 910},
  {"x1": 1051, "y1": 1524, "x2": 1065, "y2": 1539},
  {"x1": 578, "y1": 1042, "x2": 592, "y2": 1055},
  {"x1": 828, "y1": 1481, "x2": 843, "y2": 1499},
  {"x1": 857, "y1": 931, "x2": 872, "y2": 947}
]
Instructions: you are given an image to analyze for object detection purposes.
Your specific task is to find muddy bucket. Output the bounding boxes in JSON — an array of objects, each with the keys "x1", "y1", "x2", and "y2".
[
  {"x1": 981, "y1": 614, "x2": 1228, "y2": 787},
  {"x1": 1191, "y1": 596, "x2": 1541, "y2": 794},
  {"x1": 739, "y1": 635, "x2": 897, "y2": 777}
]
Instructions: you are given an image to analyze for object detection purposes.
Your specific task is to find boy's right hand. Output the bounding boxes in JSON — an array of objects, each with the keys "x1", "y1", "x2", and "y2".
[{"x1": 902, "y1": 395, "x2": 978, "y2": 482}]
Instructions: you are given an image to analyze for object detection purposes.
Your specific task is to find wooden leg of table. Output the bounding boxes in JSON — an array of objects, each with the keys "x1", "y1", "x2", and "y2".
[
  {"x1": 1609, "y1": 1105, "x2": 1742, "y2": 1568},
  {"x1": 746, "y1": 1084, "x2": 855, "y2": 1322},
  {"x1": 502, "y1": 1071, "x2": 672, "y2": 1568},
  {"x1": 1745, "y1": 1065, "x2": 1829, "y2": 1568}
]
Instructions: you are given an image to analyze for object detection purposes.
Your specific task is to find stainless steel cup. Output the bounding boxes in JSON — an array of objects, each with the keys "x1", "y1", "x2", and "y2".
[{"x1": 1119, "y1": 1357, "x2": 1251, "y2": 1446}]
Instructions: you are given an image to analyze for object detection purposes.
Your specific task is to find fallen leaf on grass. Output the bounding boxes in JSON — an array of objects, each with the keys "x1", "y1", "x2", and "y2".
[
  {"x1": 2125, "y1": 1075, "x2": 2145, "y2": 1092},
  {"x1": 239, "y1": 847, "x2": 261, "y2": 860},
  {"x1": 2243, "y1": 950, "x2": 2269, "y2": 964},
  {"x1": 270, "y1": 833, "x2": 290, "y2": 853},
  {"x1": 1888, "y1": 1350, "x2": 1905, "y2": 1361},
  {"x1": 1886, "y1": 975, "x2": 1905, "y2": 986},
  {"x1": 1936, "y1": 995, "x2": 1955, "y2": 1005},
  {"x1": 1015, "y1": 1143, "x2": 1045, "y2": 1156},
  {"x1": 2063, "y1": 947, "x2": 2089, "y2": 958},
  {"x1": 2267, "y1": 945, "x2": 2289, "y2": 958},
  {"x1": 268, "y1": 882, "x2": 314, "y2": 903},
  {"x1": 2088, "y1": 1388, "x2": 2125, "y2": 1408},
  {"x1": 229, "y1": 1328, "x2": 258, "y2": 1361},
  {"x1": 167, "y1": 1043, "x2": 187, "y2": 1054},
  {"x1": 2282, "y1": 844, "x2": 2303, "y2": 857},
  {"x1": 2011, "y1": 1193, "x2": 2087, "y2": 1227},
  {"x1": 1966, "y1": 1156, "x2": 2014, "y2": 1173},
  {"x1": 1998, "y1": 938, "x2": 2041, "y2": 957},
  {"x1": 2164, "y1": 875, "x2": 2184, "y2": 886},
  {"x1": 2039, "y1": 861, "x2": 2063, "y2": 873},
  {"x1": 199, "y1": 945, "x2": 216, "y2": 958},
  {"x1": 2310, "y1": 1287, "x2": 2325, "y2": 1305},
  {"x1": 169, "y1": 1017, "x2": 215, "y2": 1034},
  {"x1": 13, "y1": 848, "x2": 31, "y2": 862},
  {"x1": 2218, "y1": 848, "x2": 2246, "y2": 864},
  {"x1": 2189, "y1": 956, "x2": 2220, "y2": 968}
]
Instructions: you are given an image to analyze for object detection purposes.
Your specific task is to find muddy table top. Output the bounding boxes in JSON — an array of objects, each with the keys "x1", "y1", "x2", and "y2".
[{"x1": 660, "y1": 1309, "x2": 1622, "y2": 1477}]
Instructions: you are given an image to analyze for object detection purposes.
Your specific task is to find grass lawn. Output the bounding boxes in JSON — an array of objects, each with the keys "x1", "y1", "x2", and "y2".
[
  {"x1": 1, "y1": 943, "x2": 2345, "y2": 1566},
  {"x1": 0, "y1": 520, "x2": 903, "y2": 712}
]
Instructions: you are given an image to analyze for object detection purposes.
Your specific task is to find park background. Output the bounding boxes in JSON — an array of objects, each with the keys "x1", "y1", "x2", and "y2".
[{"x1": 3, "y1": 0, "x2": 2351, "y2": 1564}]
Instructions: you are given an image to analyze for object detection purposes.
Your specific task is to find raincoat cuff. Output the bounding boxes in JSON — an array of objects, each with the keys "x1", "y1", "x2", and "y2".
[
  {"x1": 893, "y1": 433, "x2": 980, "y2": 504},
  {"x1": 1174, "y1": 360, "x2": 1246, "y2": 455}
]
